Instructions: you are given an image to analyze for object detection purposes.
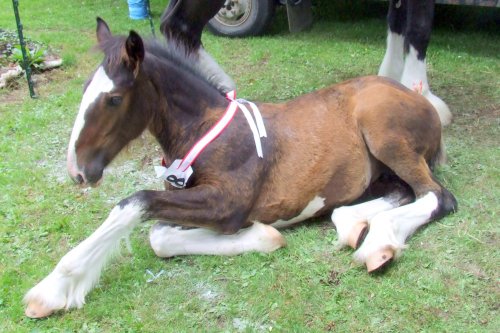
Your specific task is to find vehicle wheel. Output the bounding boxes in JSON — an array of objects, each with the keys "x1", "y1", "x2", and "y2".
[{"x1": 207, "y1": 0, "x2": 276, "y2": 37}]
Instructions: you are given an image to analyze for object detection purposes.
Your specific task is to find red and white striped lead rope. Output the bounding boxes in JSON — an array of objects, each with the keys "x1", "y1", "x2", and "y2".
[{"x1": 155, "y1": 90, "x2": 267, "y2": 188}]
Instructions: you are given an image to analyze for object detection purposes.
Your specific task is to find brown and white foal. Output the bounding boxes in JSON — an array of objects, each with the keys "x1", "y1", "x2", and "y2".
[{"x1": 24, "y1": 19, "x2": 456, "y2": 318}]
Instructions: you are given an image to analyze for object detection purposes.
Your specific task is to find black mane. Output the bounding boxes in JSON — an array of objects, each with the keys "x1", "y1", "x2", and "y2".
[{"x1": 98, "y1": 35, "x2": 219, "y2": 92}]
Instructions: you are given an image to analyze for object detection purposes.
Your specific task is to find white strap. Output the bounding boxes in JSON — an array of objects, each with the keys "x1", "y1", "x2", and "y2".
[
  {"x1": 234, "y1": 101, "x2": 263, "y2": 158},
  {"x1": 237, "y1": 98, "x2": 267, "y2": 138},
  {"x1": 226, "y1": 91, "x2": 267, "y2": 158}
]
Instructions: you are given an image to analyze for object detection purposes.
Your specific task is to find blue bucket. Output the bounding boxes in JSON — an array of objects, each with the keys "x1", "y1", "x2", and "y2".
[{"x1": 127, "y1": 0, "x2": 148, "y2": 20}]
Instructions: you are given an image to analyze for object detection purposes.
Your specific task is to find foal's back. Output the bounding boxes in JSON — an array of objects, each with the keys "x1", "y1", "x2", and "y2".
[{"x1": 251, "y1": 76, "x2": 441, "y2": 224}]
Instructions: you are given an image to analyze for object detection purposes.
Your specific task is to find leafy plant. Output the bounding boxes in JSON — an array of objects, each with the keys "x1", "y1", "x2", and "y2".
[
  {"x1": 0, "y1": 29, "x2": 18, "y2": 67},
  {"x1": 9, "y1": 44, "x2": 46, "y2": 70}
]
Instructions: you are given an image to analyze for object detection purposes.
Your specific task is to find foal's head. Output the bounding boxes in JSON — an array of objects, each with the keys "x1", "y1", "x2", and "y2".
[{"x1": 67, "y1": 18, "x2": 151, "y2": 186}]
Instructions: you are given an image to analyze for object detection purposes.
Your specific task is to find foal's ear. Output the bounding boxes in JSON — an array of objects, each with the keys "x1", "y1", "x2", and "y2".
[
  {"x1": 124, "y1": 30, "x2": 145, "y2": 75},
  {"x1": 96, "y1": 17, "x2": 112, "y2": 43}
]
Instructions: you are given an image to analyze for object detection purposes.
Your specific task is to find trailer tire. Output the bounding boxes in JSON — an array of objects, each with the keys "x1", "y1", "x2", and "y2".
[{"x1": 207, "y1": 0, "x2": 275, "y2": 37}]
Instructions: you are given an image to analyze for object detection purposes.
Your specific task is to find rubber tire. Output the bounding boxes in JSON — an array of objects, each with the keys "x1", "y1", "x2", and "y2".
[{"x1": 207, "y1": 0, "x2": 276, "y2": 37}]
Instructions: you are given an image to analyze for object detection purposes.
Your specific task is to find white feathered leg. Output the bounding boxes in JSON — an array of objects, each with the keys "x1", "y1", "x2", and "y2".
[
  {"x1": 332, "y1": 196, "x2": 402, "y2": 249},
  {"x1": 378, "y1": 30, "x2": 405, "y2": 81},
  {"x1": 354, "y1": 192, "x2": 439, "y2": 272},
  {"x1": 150, "y1": 222, "x2": 286, "y2": 257},
  {"x1": 24, "y1": 201, "x2": 144, "y2": 318},
  {"x1": 400, "y1": 46, "x2": 452, "y2": 126}
]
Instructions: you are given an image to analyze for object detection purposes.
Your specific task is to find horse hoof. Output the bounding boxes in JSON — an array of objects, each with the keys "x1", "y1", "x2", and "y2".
[
  {"x1": 25, "y1": 300, "x2": 55, "y2": 319},
  {"x1": 366, "y1": 246, "x2": 394, "y2": 273},
  {"x1": 347, "y1": 221, "x2": 369, "y2": 249}
]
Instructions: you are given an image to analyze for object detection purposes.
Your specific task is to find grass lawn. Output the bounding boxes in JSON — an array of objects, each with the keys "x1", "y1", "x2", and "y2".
[{"x1": 0, "y1": 1, "x2": 498, "y2": 332}]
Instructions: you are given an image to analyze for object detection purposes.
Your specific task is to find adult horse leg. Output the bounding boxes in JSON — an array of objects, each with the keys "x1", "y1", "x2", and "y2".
[
  {"x1": 160, "y1": 0, "x2": 235, "y2": 94},
  {"x1": 354, "y1": 143, "x2": 457, "y2": 272},
  {"x1": 400, "y1": 0, "x2": 452, "y2": 126},
  {"x1": 194, "y1": 47, "x2": 236, "y2": 94},
  {"x1": 149, "y1": 222, "x2": 285, "y2": 258},
  {"x1": 378, "y1": 0, "x2": 406, "y2": 81}
]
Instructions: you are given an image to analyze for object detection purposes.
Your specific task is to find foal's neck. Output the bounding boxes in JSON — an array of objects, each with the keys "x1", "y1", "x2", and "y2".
[{"x1": 144, "y1": 53, "x2": 227, "y2": 159}]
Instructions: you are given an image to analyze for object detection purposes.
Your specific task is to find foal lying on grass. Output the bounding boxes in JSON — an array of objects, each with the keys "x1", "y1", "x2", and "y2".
[{"x1": 24, "y1": 18, "x2": 456, "y2": 318}]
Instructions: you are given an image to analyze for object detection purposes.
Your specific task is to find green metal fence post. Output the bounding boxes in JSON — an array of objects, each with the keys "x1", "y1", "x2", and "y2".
[
  {"x1": 146, "y1": 0, "x2": 156, "y2": 37},
  {"x1": 12, "y1": 0, "x2": 36, "y2": 98}
]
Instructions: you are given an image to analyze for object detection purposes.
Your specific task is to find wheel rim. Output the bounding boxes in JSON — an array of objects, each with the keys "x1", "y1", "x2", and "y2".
[{"x1": 213, "y1": 0, "x2": 252, "y2": 27}]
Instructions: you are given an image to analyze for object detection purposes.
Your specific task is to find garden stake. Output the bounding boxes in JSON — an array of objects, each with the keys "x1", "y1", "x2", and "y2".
[{"x1": 12, "y1": 0, "x2": 36, "y2": 98}]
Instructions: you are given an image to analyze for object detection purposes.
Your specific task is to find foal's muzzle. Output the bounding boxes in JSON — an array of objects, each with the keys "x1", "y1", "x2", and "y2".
[
  {"x1": 69, "y1": 169, "x2": 103, "y2": 187},
  {"x1": 72, "y1": 173, "x2": 85, "y2": 185},
  {"x1": 67, "y1": 154, "x2": 105, "y2": 187}
]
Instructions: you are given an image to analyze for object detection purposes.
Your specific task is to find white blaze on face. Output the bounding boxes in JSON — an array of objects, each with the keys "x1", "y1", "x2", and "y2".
[{"x1": 67, "y1": 66, "x2": 115, "y2": 179}]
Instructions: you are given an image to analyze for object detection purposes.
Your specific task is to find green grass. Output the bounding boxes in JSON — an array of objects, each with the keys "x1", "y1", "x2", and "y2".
[{"x1": 1, "y1": 1, "x2": 499, "y2": 332}]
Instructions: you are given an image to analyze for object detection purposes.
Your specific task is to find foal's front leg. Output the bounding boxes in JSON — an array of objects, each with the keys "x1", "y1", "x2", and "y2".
[
  {"x1": 24, "y1": 199, "x2": 146, "y2": 318},
  {"x1": 24, "y1": 186, "x2": 284, "y2": 318}
]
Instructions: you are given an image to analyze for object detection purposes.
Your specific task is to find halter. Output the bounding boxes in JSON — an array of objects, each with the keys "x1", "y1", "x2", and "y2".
[{"x1": 155, "y1": 91, "x2": 267, "y2": 188}]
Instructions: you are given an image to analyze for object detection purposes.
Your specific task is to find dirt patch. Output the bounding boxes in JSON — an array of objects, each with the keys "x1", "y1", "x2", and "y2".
[
  {"x1": 456, "y1": 103, "x2": 500, "y2": 124},
  {"x1": 461, "y1": 262, "x2": 489, "y2": 280},
  {"x1": 0, "y1": 79, "x2": 28, "y2": 104}
]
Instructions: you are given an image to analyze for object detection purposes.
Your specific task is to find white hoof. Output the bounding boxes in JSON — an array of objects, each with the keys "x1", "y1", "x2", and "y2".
[
  {"x1": 331, "y1": 207, "x2": 366, "y2": 249},
  {"x1": 353, "y1": 212, "x2": 405, "y2": 271},
  {"x1": 24, "y1": 271, "x2": 70, "y2": 318},
  {"x1": 251, "y1": 222, "x2": 287, "y2": 253}
]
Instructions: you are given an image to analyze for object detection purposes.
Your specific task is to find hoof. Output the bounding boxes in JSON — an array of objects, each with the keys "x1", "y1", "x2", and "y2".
[
  {"x1": 347, "y1": 221, "x2": 369, "y2": 249},
  {"x1": 366, "y1": 246, "x2": 394, "y2": 273},
  {"x1": 25, "y1": 300, "x2": 55, "y2": 319}
]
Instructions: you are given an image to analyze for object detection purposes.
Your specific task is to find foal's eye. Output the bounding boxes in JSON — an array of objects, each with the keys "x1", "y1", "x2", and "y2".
[{"x1": 108, "y1": 96, "x2": 123, "y2": 106}]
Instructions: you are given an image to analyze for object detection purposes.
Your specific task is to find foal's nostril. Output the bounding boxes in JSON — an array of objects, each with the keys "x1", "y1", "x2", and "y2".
[{"x1": 74, "y1": 174, "x2": 85, "y2": 185}]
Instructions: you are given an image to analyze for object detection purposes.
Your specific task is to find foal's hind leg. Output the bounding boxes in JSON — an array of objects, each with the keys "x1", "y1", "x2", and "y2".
[
  {"x1": 354, "y1": 187, "x2": 456, "y2": 272},
  {"x1": 331, "y1": 193, "x2": 407, "y2": 250},
  {"x1": 332, "y1": 176, "x2": 414, "y2": 250},
  {"x1": 354, "y1": 153, "x2": 456, "y2": 272},
  {"x1": 149, "y1": 222, "x2": 286, "y2": 258}
]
